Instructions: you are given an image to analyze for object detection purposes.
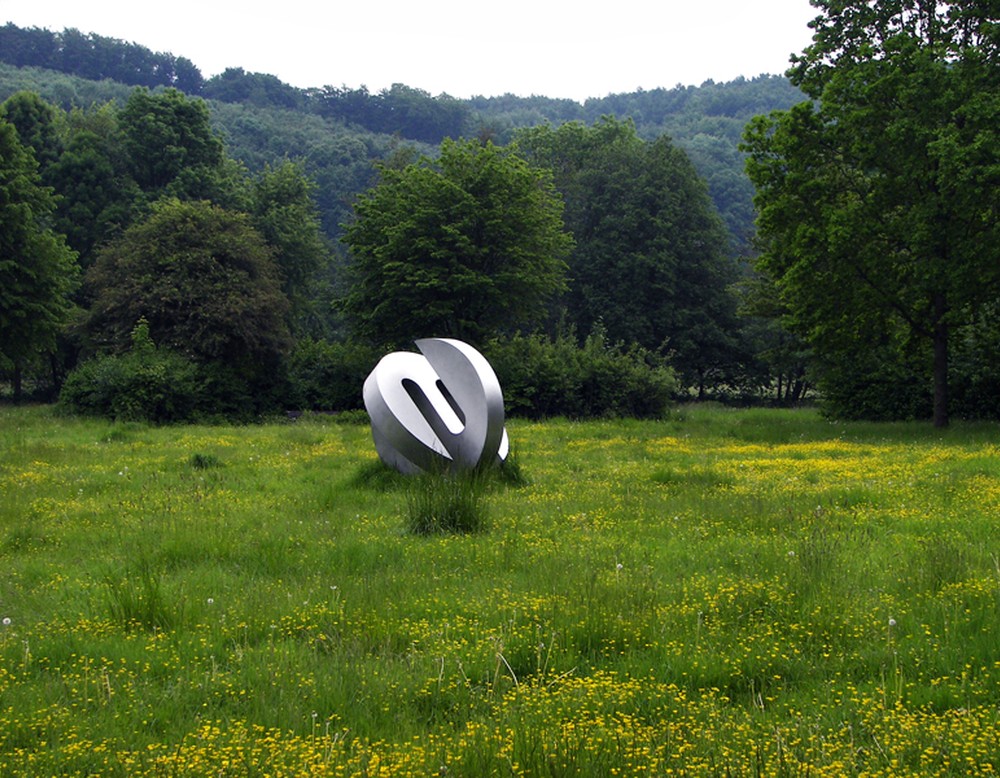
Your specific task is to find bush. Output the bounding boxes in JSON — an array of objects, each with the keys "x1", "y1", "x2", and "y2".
[
  {"x1": 949, "y1": 309, "x2": 1000, "y2": 421},
  {"x1": 484, "y1": 329, "x2": 676, "y2": 419},
  {"x1": 285, "y1": 338, "x2": 380, "y2": 412},
  {"x1": 285, "y1": 332, "x2": 674, "y2": 419},
  {"x1": 59, "y1": 321, "x2": 202, "y2": 423},
  {"x1": 814, "y1": 342, "x2": 933, "y2": 422}
]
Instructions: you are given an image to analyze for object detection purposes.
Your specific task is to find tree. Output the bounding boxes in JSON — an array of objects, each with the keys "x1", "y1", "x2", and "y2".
[
  {"x1": 117, "y1": 88, "x2": 252, "y2": 213},
  {"x1": 342, "y1": 138, "x2": 572, "y2": 346},
  {"x1": 0, "y1": 24, "x2": 58, "y2": 69},
  {"x1": 249, "y1": 160, "x2": 331, "y2": 330},
  {"x1": 743, "y1": 0, "x2": 1000, "y2": 426},
  {"x1": 203, "y1": 68, "x2": 304, "y2": 110},
  {"x1": 85, "y1": 199, "x2": 290, "y2": 371},
  {"x1": 515, "y1": 118, "x2": 739, "y2": 393},
  {"x1": 118, "y1": 88, "x2": 224, "y2": 193},
  {"x1": 306, "y1": 83, "x2": 470, "y2": 144},
  {"x1": 46, "y1": 128, "x2": 137, "y2": 269},
  {"x1": 0, "y1": 120, "x2": 79, "y2": 399},
  {"x1": 0, "y1": 24, "x2": 204, "y2": 92},
  {"x1": 0, "y1": 91, "x2": 63, "y2": 174},
  {"x1": 734, "y1": 271, "x2": 812, "y2": 403}
]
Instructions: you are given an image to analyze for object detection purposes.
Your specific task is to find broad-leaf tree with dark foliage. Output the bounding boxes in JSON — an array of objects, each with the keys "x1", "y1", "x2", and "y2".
[
  {"x1": 744, "y1": 0, "x2": 1000, "y2": 426},
  {"x1": 515, "y1": 118, "x2": 738, "y2": 394},
  {"x1": 0, "y1": 119, "x2": 78, "y2": 399},
  {"x1": 85, "y1": 198, "x2": 290, "y2": 367},
  {"x1": 119, "y1": 88, "x2": 223, "y2": 194}
]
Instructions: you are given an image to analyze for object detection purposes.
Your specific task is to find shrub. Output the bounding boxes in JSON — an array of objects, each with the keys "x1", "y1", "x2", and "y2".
[
  {"x1": 484, "y1": 329, "x2": 676, "y2": 419},
  {"x1": 815, "y1": 342, "x2": 932, "y2": 422},
  {"x1": 285, "y1": 338, "x2": 380, "y2": 412},
  {"x1": 59, "y1": 321, "x2": 202, "y2": 423},
  {"x1": 196, "y1": 359, "x2": 288, "y2": 422}
]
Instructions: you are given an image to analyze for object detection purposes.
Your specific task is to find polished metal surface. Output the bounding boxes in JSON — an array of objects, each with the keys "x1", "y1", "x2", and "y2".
[{"x1": 363, "y1": 338, "x2": 508, "y2": 474}]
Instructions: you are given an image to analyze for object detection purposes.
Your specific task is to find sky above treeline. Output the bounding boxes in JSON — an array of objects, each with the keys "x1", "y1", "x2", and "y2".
[{"x1": 2, "y1": 0, "x2": 819, "y2": 101}]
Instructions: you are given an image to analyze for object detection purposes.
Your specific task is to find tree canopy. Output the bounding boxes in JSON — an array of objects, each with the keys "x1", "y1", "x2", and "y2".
[
  {"x1": 0, "y1": 119, "x2": 79, "y2": 398},
  {"x1": 341, "y1": 138, "x2": 572, "y2": 347},
  {"x1": 1, "y1": 34, "x2": 807, "y2": 262},
  {"x1": 0, "y1": 23, "x2": 203, "y2": 92},
  {"x1": 85, "y1": 198, "x2": 291, "y2": 368},
  {"x1": 0, "y1": 85, "x2": 344, "y2": 406},
  {"x1": 249, "y1": 161, "x2": 329, "y2": 310},
  {"x1": 515, "y1": 118, "x2": 739, "y2": 391},
  {"x1": 12, "y1": 17, "x2": 999, "y2": 414},
  {"x1": 0, "y1": 90, "x2": 62, "y2": 171},
  {"x1": 119, "y1": 88, "x2": 224, "y2": 194},
  {"x1": 743, "y1": 0, "x2": 1000, "y2": 426}
]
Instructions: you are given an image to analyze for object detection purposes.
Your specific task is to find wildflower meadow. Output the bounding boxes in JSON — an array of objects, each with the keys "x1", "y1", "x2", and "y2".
[{"x1": 1, "y1": 405, "x2": 999, "y2": 776}]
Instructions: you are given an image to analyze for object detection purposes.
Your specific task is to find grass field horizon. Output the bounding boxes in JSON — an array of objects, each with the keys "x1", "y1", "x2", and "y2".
[{"x1": 2, "y1": 404, "x2": 999, "y2": 775}]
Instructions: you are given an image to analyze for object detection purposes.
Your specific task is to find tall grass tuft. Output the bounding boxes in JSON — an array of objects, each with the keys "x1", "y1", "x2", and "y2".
[
  {"x1": 494, "y1": 443, "x2": 529, "y2": 488},
  {"x1": 405, "y1": 467, "x2": 491, "y2": 535},
  {"x1": 104, "y1": 560, "x2": 178, "y2": 633},
  {"x1": 188, "y1": 452, "x2": 223, "y2": 470}
]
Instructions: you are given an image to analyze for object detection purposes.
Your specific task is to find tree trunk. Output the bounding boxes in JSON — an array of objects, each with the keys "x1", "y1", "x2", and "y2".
[
  {"x1": 790, "y1": 379, "x2": 806, "y2": 404},
  {"x1": 932, "y1": 294, "x2": 949, "y2": 428},
  {"x1": 12, "y1": 362, "x2": 23, "y2": 403}
]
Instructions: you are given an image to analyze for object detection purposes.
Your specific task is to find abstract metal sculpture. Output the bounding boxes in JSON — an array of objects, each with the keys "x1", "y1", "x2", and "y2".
[{"x1": 363, "y1": 338, "x2": 509, "y2": 474}]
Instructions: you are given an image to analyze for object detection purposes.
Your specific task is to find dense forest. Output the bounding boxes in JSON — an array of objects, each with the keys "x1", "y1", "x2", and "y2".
[
  {"x1": 0, "y1": 23, "x2": 804, "y2": 253},
  {"x1": 1, "y1": 10, "x2": 997, "y2": 424}
]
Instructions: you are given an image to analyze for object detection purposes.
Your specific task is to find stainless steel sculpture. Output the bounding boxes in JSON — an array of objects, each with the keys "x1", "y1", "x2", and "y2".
[{"x1": 363, "y1": 338, "x2": 509, "y2": 474}]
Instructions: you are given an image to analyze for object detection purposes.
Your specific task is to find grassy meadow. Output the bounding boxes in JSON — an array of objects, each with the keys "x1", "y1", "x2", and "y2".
[{"x1": 1, "y1": 404, "x2": 1000, "y2": 775}]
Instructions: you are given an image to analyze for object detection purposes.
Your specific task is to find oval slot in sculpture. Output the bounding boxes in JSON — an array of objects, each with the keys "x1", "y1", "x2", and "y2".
[{"x1": 363, "y1": 338, "x2": 509, "y2": 474}]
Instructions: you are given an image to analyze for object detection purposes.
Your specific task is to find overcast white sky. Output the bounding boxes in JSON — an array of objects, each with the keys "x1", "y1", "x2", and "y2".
[{"x1": 2, "y1": 0, "x2": 818, "y2": 102}]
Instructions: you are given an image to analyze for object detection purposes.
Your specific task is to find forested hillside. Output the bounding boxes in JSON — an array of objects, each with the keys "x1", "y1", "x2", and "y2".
[
  {"x1": 0, "y1": 23, "x2": 803, "y2": 252},
  {"x1": 207, "y1": 75, "x2": 806, "y2": 254}
]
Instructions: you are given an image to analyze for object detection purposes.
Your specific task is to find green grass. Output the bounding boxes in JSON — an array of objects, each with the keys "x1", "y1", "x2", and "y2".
[
  {"x1": 404, "y1": 467, "x2": 493, "y2": 535},
  {"x1": 1, "y1": 404, "x2": 999, "y2": 775}
]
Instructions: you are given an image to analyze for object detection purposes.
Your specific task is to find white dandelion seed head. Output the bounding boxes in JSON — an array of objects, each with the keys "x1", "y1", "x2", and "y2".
[
  {"x1": 888, "y1": 618, "x2": 897, "y2": 627},
  {"x1": 2, "y1": 617, "x2": 11, "y2": 626}
]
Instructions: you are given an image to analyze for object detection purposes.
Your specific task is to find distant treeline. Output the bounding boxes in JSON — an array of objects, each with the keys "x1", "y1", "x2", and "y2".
[
  {"x1": 0, "y1": 23, "x2": 804, "y2": 255},
  {"x1": 0, "y1": 23, "x2": 204, "y2": 92},
  {"x1": 0, "y1": 23, "x2": 801, "y2": 142}
]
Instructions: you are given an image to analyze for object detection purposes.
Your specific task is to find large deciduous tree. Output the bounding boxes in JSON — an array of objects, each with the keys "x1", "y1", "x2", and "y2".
[
  {"x1": 46, "y1": 128, "x2": 137, "y2": 270},
  {"x1": 118, "y1": 88, "x2": 224, "y2": 195},
  {"x1": 0, "y1": 120, "x2": 79, "y2": 399},
  {"x1": 342, "y1": 139, "x2": 572, "y2": 346},
  {"x1": 515, "y1": 118, "x2": 738, "y2": 394},
  {"x1": 0, "y1": 91, "x2": 63, "y2": 173},
  {"x1": 743, "y1": 0, "x2": 999, "y2": 426},
  {"x1": 249, "y1": 160, "x2": 331, "y2": 331},
  {"x1": 85, "y1": 199, "x2": 290, "y2": 370}
]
